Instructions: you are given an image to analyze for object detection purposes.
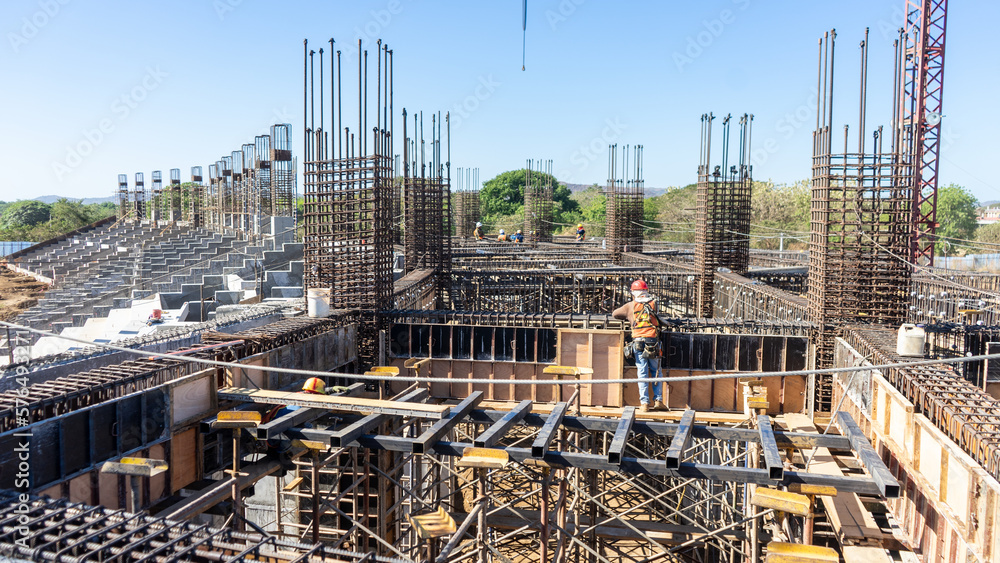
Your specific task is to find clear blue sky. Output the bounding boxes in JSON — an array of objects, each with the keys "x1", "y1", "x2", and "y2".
[{"x1": 2, "y1": 0, "x2": 998, "y2": 203}]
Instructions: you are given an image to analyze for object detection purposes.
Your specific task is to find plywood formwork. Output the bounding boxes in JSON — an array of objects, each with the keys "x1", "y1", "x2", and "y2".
[{"x1": 835, "y1": 335, "x2": 1000, "y2": 562}]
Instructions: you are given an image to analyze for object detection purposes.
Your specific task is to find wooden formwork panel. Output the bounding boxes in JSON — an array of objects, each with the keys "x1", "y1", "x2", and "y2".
[
  {"x1": 836, "y1": 337, "x2": 1000, "y2": 563},
  {"x1": 556, "y1": 329, "x2": 625, "y2": 407},
  {"x1": 170, "y1": 427, "x2": 199, "y2": 492}
]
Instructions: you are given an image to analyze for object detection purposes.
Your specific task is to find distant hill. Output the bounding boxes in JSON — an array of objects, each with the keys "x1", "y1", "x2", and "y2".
[
  {"x1": 33, "y1": 195, "x2": 116, "y2": 205},
  {"x1": 561, "y1": 182, "x2": 668, "y2": 198}
]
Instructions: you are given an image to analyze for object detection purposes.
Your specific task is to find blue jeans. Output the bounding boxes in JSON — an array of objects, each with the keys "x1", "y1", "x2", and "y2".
[{"x1": 635, "y1": 346, "x2": 662, "y2": 405}]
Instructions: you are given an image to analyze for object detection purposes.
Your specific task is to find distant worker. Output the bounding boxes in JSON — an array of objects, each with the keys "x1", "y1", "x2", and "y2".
[
  {"x1": 146, "y1": 309, "x2": 164, "y2": 326},
  {"x1": 497, "y1": 229, "x2": 508, "y2": 242},
  {"x1": 511, "y1": 229, "x2": 524, "y2": 243},
  {"x1": 612, "y1": 279, "x2": 666, "y2": 412},
  {"x1": 576, "y1": 223, "x2": 586, "y2": 242},
  {"x1": 473, "y1": 221, "x2": 485, "y2": 240}
]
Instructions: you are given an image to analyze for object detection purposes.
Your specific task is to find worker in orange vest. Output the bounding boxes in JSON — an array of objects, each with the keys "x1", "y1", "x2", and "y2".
[{"x1": 612, "y1": 279, "x2": 666, "y2": 412}]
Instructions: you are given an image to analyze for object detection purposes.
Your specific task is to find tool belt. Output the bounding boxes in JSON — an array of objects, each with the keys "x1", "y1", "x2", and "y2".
[{"x1": 632, "y1": 337, "x2": 660, "y2": 360}]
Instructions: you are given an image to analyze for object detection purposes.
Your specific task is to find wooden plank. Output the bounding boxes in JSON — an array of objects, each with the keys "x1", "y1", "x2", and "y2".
[
  {"x1": 667, "y1": 369, "x2": 690, "y2": 410},
  {"x1": 688, "y1": 371, "x2": 713, "y2": 411},
  {"x1": 713, "y1": 377, "x2": 737, "y2": 411},
  {"x1": 782, "y1": 375, "x2": 806, "y2": 413},
  {"x1": 218, "y1": 387, "x2": 450, "y2": 419},
  {"x1": 493, "y1": 363, "x2": 514, "y2": 402},
  {"x1": 782, "y1": 413, "x2": 884, "y2": 547},
  {"x1": 170, "y1": 427, "x2": 199, "y2": 492},
  {"x1": 840, "y1": 546, "x2": 893, "y2": 563}
]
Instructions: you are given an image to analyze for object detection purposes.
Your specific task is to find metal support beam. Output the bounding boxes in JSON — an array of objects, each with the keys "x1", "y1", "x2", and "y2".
[
  {"x1": 757, "y1": 415, "x2": 784, "y2": 480},
  {"x1": 835, "y1": 411, "x2": 900, "y2": 497},
  {"x1": 413, "y1": 391, "x2": 484, "y2": 454},
  {"x1": 473, "y1": 400, "x2": 532, "y2": 448},
  {"x1": 608, "y1": 406, "x2": 636, "y2": 465},
  {"x1": 331, "y1": 388, "x2": 428, "y2": 447},
  {"x1": 666, "y1": 409, "x2": 695, "y2": 470},
  {"x1": 531, "y1": 401, "x2": 569, "y2": 457}
]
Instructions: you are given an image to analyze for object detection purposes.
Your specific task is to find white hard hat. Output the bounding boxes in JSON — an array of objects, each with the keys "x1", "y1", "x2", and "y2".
[
  {"x1": 499, "y1": 229, "x2": 505, "y2": 234},
  {"x1": 476, "y1": 222, "x2": 482, "y2": 227}
]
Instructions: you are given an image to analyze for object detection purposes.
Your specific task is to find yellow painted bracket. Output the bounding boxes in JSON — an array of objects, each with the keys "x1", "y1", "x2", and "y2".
[
  {"x1": 787, "y1": 483, "x2": 837, "y2": 497},
  {"x1": 542, "y1": 366, "x2": 594, "y2": 377},
  {"x1": 369, "y1": 366, "x2": 400, "y2": 375},
  {"x1": 101, "y1": 457, "x2": 169, "y2": 477},
  {"x1": 752, "y1": 488, "x2": 811, "y2": 516},
  {"x1": 746, "y1": 400, "x2": 770, "y2": 410},
  {"x1": 291, "y1": 438, "x2": 328, "y2": 451},
  {"x1": 283, "y1": 476, "x2": 304, "y2": 491},
  {"x1": 457, "y1": 447, "x2": 510, "y2": 469},
  {"x1": 213, "y1": 410, "x2": 262, "y2": 429},
  {"x1": 764, "y1": 541, "x2": 838, "y2": 562},
  {"x1": 408, "y1": 506, "x2": 457, "y2": 539}
]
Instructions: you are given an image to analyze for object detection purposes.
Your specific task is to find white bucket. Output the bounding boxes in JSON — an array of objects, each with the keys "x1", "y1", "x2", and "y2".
[
  {"x1": 307, "y1": 288, "x2": 331, "y2": 318},
  {"x1": 896, "y1": 323, "x2": 925, "y2": 357}
]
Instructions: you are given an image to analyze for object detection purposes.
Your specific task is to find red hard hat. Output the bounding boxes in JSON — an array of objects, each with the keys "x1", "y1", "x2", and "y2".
[{"x1": 630, "y1": 279, "x2": 648, "y2": 291}]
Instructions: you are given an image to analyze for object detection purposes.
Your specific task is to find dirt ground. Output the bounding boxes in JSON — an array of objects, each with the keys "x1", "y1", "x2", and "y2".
[{"x1": 0, "y1": 266, "x2": 48, "y2": 321}]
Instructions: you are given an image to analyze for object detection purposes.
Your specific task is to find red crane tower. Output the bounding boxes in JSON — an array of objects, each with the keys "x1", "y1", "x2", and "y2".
[{"x1": 901, "y1": 0, "x2": 948, "y2": 266}]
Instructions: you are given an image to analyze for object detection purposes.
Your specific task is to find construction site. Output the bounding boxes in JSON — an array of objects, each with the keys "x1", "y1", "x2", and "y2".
[{"x1": 1, "y1": 2, "x2": 994, "y2": 562}]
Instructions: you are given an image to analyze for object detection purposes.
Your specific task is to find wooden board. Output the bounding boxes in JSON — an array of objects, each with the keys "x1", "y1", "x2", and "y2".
[
  {"x1": 218, "y1": 387, "x2": 450, "y2": 419},
  {"x1": 69, "y1": 473, "x2": 93, "y2": 505},
  {"x1": 782, "y1": 413, "x2": 884, "y2": 547},
  {"x1": 170, "y1": 427, "x2": 199, "y2": 492},
  {"x1": 556, "y1": 329, "x2": 625, "y2": 407},
  {"x1": 170, "y1": 370, "x2": 217, "y2": 427},
  {"x1": 98, "y1": 470, "x2": 119, "y2": 510},
  {"x1": 148, "y1": 443, "x2": 166, "y2": 503}
]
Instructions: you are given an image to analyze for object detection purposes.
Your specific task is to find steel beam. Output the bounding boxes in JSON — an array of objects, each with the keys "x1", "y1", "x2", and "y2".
[
  {"x1": 531, "y1": 401, "x2": 569, "y2": 458},
  {"x1": 666, "y1": 409, "x2": 695, "y2": 469},
  {"x1": 756, "y1": 415, "x2": 784, "y2": 480},
  {"x1": 608, "y1": 406, "x2": 636, "y2": 465},
  {"x1": 473, "y1": 400, "x2": 532, "y2": 448}
]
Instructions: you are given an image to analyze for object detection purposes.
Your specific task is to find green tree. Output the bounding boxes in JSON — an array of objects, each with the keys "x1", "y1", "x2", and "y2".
[
  {"x1": 0, "y1": 200, "x2": 50, "y2": 229},
  {"x1": 975, "y1": 222, "x2": 1000, "y2": 247},
  {"x1": 932, "y1": 184, "x2": 978, "y2": 254},
  {"x1": 49, "y1": 198, "x2": 91, "y2": 230},
  {"x1": 479, "y1": 169, "x2": 578, "y2": 225}
]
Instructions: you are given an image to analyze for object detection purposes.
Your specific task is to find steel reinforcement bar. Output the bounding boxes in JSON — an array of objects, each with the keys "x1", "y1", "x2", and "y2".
[{"x1": 0, "y1": 490, "x2": 403, "y2": 563}]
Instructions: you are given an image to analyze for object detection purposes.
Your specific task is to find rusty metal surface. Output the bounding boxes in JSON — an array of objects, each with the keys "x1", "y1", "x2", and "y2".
[
  {"x1": 714, "y1": 271, "x2": 809, "y2": 323},
  {"x1": 0, "y1": 316, "x2": 348, "y2": 431},
  {"x1": 0, "y1": 490, "x2": 395, "y2": 563},
  {"x1": 694, "y1": 113, "x2": 753, "y2": 318},
  {"x1": 524, "y1": 159, "x2": 553, "y2": 245},
  {"x1": 454, "y1": 167, "x2": 480, "y2": 239},
  {"x1": 606, "y1": 145, "x2": 645, "y2": 262}
]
